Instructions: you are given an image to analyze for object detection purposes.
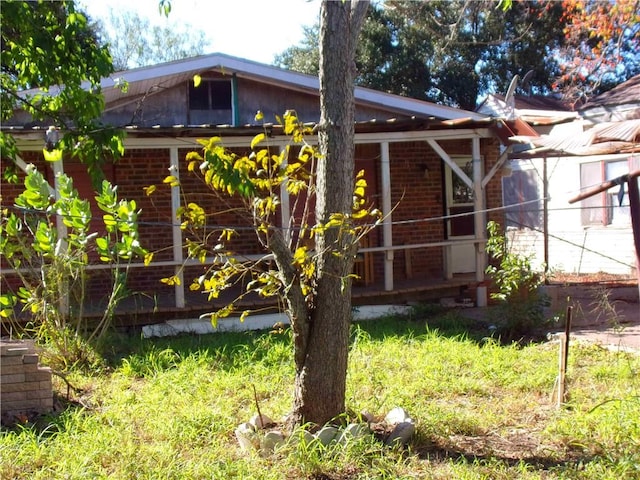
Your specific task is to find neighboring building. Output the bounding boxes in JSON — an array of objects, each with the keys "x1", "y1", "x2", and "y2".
[
  {"x1": 2, "y1": 53, "x2": 511, "y2": 322},
  {"x1": 479, "y1": 76, "x2": 640, "y2": 278}
]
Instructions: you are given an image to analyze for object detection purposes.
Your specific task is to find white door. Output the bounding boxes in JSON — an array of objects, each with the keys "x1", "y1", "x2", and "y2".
[{"x1": 445, "y1": 158, "x2": 476, "y2": 273}]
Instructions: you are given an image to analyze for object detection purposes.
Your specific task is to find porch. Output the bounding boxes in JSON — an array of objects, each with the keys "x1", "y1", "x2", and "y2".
[{"x1": 83, "y1": 272, "x2": 479, "y2": 330}]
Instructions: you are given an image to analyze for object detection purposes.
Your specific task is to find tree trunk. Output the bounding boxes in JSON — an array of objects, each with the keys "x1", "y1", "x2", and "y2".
[{"x1": 290, "y1": 0, "x2": 369, "y2": 428}]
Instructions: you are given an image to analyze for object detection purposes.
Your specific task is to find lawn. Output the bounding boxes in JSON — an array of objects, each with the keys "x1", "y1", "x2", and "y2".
[{"x1": 1, "y1": 309, "x2": 639, "y2": 479}]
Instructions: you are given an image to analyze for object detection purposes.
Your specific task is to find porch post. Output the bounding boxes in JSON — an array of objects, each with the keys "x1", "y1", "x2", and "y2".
[
  {"x1": 279, "y1": 145, "x2": 291, "y2": 243},
  {"x1": 52, "y1": 159, "x2": 69, "y2": 314},
  {"x1": 472, "y1": 137, "x2": 487, "y2": 301},
  {"x1": 170, "y1": 147, "x2": 185, "y2": 308},
  {"x1": 380, "y1": 141, "x2": 394, "y2": 291}
]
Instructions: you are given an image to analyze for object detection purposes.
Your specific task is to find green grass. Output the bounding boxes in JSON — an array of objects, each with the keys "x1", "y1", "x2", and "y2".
[{"x1": 2, "y1": 309, "x2": 639, "y2": 479}]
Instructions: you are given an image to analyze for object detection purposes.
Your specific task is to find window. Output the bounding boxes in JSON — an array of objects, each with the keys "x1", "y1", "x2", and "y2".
[
  {"x1": 502, "y1": 168, "x2": 541, "y2": 230},
  {"x1": 188, "y1": 79, "x2": 233, "y2": 124},
  {"x1": 580, "y1": 158, "x2": 639, "y2": 226}
]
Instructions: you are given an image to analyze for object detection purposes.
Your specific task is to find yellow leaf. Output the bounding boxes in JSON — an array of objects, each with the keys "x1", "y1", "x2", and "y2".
[
  {"x1": 251, "y1": 133, "x2": 266, "y2": 150},
  {"x1": 240, "y1": 310, "x2": 250, "y2": 322},
  {"x1": 162, "y1": 175, "x2": 180, "y2": 187},
  {"x1": 143, "y1": 185, "x2": 156, "y2": 196},
  {"x1": 193, "y1": 74, "x2": 202, "y2": 88},
  {"x1": 42, "y1": 148, "x2": 62, "y2": 162},
  {"x1": 293, "y1": 246, "x2": 307, "y2": 266},
  {"x1": 144, "y1": 252, "x2": 154, "y2": 266},
  {"x1": 255, "y1": 110, "x2": 264, "y2": 121}
]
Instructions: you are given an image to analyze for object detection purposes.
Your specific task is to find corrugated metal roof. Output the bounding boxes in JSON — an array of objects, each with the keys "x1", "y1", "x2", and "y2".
[{"x1": 510, "y1": 118, "x2": 640, "y2": 156}]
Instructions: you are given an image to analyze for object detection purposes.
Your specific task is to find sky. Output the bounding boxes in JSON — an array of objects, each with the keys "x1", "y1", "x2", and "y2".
[{"x1": 78, "y1": 0, "x2": 322, "y2": 65}]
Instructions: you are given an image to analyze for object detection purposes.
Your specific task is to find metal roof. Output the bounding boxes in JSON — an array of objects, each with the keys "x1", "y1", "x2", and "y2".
[
  {"x1": 510, "y1": 118, "x2": 640, "y2": 156},
  {"x1": 20, "y1": 52, "x2": 488, "y2": 123}
]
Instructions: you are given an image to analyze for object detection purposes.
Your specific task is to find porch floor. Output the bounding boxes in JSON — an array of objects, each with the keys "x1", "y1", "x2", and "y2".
[{"x1": 97, "y1": 274, "x2": 478, "y2": 328}]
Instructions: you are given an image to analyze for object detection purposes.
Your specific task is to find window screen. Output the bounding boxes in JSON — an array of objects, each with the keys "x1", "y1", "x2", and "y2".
[{"x1": 502, "y1": 169, "x2": 541, "y2": 229}]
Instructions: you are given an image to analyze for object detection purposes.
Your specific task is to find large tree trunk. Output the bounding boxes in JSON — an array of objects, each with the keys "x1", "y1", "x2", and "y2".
[{"x1": 290, "y1": 0, "x2": 369, "y2": 428}]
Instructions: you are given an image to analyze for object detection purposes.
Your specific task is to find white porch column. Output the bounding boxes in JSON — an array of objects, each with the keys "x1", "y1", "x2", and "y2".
[
  {"x1": 170, "y1": 147, "x2": 185, "y2": 308},
  {"x1": 472, "y1": 137, "x2": 487, "y2": 296},
  {"x1": 380, "y1": 142, "x2": 394, "y2": 291},
  {"x1": 52, "y1": 159, "x2": 69, "y2": 313},
  {"x1": 279, "y1": 145, "x2": 291, "y2": 243}
]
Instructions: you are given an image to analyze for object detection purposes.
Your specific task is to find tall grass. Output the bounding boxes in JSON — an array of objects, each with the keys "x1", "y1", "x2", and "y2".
[{"x1": 2, "y1": 310, "x2": 638, "y2": 479}]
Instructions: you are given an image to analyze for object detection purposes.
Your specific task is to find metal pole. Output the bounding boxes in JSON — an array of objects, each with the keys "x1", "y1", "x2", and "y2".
[
  {"x1": 627, "y1": 172, "x2": 640, "y2": 299},
  {"x1": 543, "y1": 155, "x2": 549, "y2": 281}
]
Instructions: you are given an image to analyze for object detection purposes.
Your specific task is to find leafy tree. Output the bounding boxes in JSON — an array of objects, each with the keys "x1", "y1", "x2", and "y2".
[
  {"x1": 93, "y1": 8, "x2": 210, "y2": 71},
  {"x1": 276, "y1": 0, "x2": 568, "y2": 109},
  {"x1": 0, "y1": 1, "x2": 147, "y2": 367},
  {"x1": 295, "y1": 0, "x2": 370, "y2": 427},
  {"x1": 0, "y1": 169, "x2": 150, "y2": 370},
  {"x1": 556, "y1": 0, "x2": 640, "y2": 104},
  {"x1": 156, "y1": 0, "x2": 371, "y2": 429},
  {"x1": 1, "y1": 0, "x2": 124, "y2": 183}
]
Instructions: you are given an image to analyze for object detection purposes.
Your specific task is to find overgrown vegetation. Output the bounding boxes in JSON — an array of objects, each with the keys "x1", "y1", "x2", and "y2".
[
  {"x1": 485, "y1": 220, "x2": 551, "y2": 340},
  {"x1": 0, "y1": 168, "x2": 150, "y2": 370},
  {"x1": 2, "y1": 311, "x2": 638, "y2": 479}
]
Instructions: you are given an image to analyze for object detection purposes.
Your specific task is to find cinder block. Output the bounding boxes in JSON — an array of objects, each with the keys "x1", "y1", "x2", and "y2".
[
  {"x1": 0, "y1": 345, "x2": 29, "y2": 356},
  {"x1": 39, "y1": 380, "x2": 52, "y2": 391},
  {"x1": 1, "y1": 391, "x2": 27, "y2": 402},
  {"x1": 25, "y1": 371, "x2": 51, "y2": 382},
  {"x1": 0, "y1": 399, "x2": 42, "y2": 411},
  {"x1": 0, "y1": 356, "x2": 26, "y2": 366},
  {"x1": 27, "y1": 389, "x2": 53, "y2": 400},
  {"x1": 22, "y1": 354, "x2": 39, "y2": 364},
  {"x1": 39, "y1": 398, "x2": 53, "y2": 409},
  {"x1": 0, "y1": 381, "x2": 42, "y2": 393},
  {"x1": 1, "y1": 364, "x2": 37, "y2": 375},
  {"x1": 0, "y1": 374, "x2": 26, "y2": 384}
]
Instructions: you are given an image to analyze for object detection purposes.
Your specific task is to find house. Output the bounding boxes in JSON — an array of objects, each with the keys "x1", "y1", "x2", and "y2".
[
  {"x1": 478, "y1": 76, "x2": 640, "y2": 279},
  {"x1": 2, "y1": 53, "x2": 511, "y2": 323}
]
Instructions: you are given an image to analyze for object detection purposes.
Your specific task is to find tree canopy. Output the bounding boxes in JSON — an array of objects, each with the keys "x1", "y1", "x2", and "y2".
[
  {"x1": 1, "y1": 0, "x2": 124, "y2": 182},
  {"x1": 93, "y1": 8, "x2": 210, "y2": 71},
  {"x1": 276, "y1": 0, "x2": 638, "y2": 109},
  {"x1": 556, "y1": 0, "x2": 640, "y2": 104}
]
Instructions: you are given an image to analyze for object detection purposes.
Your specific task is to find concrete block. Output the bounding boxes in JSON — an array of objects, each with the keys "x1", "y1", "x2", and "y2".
[{"x1": 0, "y1": 374, "x2": 26, "y2": 384}]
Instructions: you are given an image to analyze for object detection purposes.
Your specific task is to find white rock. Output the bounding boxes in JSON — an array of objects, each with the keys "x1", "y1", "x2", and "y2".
[
  {"x1": 315, "y1": 425, "x2": 339, "y2": 446},
  {"x1": 385, "y1": 421, "x2": 415, "y2": 446},
  {"x1": 260, "y1": 430, "x2": 285, "y2": 453},
  {"x1": 235, "y1": 423, "x2": 259, "y2": 451},
  {"x1": 289, "y1": 429, "x2": 315, "y2": 446},
  {"x1": 337, "y1": 423, "x2": 370, "y2": 444},
  {"x1": 384, "y1": 407, "x2": 411, "y2": 425},
  {"x1": 249, "y1": 413, "x2": 273, "y2": 430}
]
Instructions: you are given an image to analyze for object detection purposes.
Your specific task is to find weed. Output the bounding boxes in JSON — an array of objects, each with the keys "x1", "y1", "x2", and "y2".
[{"x1": 485, "y1": 221, "x2": 551, "y2": 340}]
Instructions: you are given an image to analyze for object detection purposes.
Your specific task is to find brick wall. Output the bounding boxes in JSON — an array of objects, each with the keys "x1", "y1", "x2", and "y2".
[
  {"x1": 0, "y1": 340, "x2": 53, "y2": 425},
  {"x1": 1, "y1": 135, "x2": 505, "y2": 310}
]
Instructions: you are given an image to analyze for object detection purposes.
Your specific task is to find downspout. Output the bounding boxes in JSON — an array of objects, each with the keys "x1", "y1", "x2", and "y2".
[
  {"x1": 380, "y1": 141, "x2": 394, "y2": 291},
  {"x1": 170, "y1": 147, "x2": 185, "y2": 308}
]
